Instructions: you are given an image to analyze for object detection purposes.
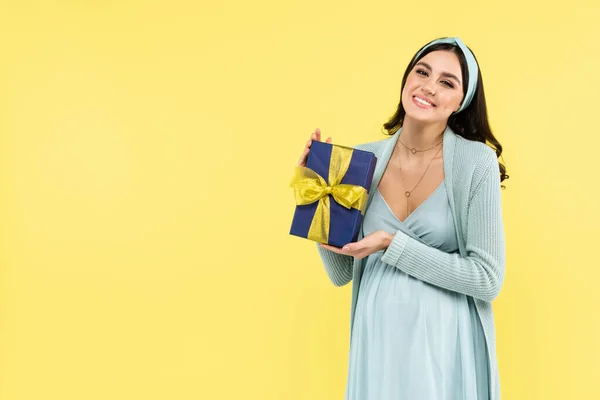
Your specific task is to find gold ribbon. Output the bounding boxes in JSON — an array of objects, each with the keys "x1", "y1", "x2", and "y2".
[{"x1": 290, "y1": 146, "x2": 368, "y2": 243}]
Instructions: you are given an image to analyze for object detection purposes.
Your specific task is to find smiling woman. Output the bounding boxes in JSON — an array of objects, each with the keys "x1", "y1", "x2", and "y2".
[
  {"x1": 385, "y1": 39, "x2": 508, "y2": 184},
  {"x1": 303, "y1": 37, "x2": 509, "y2": 400}
]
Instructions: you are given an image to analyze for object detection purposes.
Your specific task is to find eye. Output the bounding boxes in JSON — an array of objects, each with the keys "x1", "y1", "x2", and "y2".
[
  {"x1": 416, "y1": 69, "x2": 428, "y2": 76},
  {"x1": 441, "y1": 80, "x2": 454, "y2": 88}
]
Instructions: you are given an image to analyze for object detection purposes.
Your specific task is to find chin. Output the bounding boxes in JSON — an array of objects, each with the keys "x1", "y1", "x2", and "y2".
[
  {"x1": 405, "y1": 104, "x2": 451, "y2": 124},
  {"x1": 404, "y1": 108, "x2": 436, "y2": 122}
]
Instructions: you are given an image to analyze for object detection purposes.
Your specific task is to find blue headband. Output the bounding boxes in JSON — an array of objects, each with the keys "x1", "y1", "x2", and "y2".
[{"x1": 414, "y1": 37, "x2": 478, "y2": 113}]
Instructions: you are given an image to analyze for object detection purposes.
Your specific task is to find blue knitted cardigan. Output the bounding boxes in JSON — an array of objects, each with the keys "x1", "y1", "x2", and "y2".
[{"x1": 316, "y1": 125, "x2": 506, "y2": 400}]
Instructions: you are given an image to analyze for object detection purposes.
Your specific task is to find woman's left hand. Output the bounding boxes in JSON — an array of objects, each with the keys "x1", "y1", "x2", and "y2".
[{"x1": 320, "y1": 230, "x2": 394, "y2": 260}]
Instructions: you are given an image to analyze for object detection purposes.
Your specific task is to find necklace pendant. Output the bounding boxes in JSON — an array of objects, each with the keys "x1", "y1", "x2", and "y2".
[
  {"x1": 411, "y1": 148, "x2": 417, "y2": 154},
  {"x1": 405, "y1": 191, "x2": 411, "y2": 197}
]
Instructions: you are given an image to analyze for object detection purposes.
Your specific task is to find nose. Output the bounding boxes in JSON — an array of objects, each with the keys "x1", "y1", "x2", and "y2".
[
  {"x1": 420, "y1": 76, "x2": 435, "y2": 95},
  {"x1": 421, "y1": 83, "x2": 435, "y2": 96}
]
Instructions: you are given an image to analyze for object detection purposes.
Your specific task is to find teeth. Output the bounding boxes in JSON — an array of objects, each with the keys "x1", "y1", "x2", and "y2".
[{"x1": 415, "y1": 97, "x2": 433, "y2": 106}]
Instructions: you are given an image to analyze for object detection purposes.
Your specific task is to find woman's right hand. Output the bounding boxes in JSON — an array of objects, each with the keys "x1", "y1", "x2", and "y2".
[{"x1": 298, "y1": 128, "x2": 332, "y2": 167}]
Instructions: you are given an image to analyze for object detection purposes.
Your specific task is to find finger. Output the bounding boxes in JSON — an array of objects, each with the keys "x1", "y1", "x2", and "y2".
[
  {"x1": 320, "y1": 243, "x2": 344, "y2": 253},
  {"x1": 331, "y1": 248, "x2": 346, "y2": 255},
  {"x1": 298, "y1": 148, "x2": 307, "y2": 164},
  {"x1": 298, "y1": 148, "x2": 309, "y2": 166},
  {"x1": 315, "y1": 128, "x2": 321, "y2": 142},
  {"x1": 326, "y1": 137, "x2": 332, "y2": 144}
]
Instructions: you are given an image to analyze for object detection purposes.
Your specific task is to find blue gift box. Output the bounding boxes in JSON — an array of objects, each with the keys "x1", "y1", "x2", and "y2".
[{"x1": 290, "y1": 141, "x2": 377, "y2": 247}]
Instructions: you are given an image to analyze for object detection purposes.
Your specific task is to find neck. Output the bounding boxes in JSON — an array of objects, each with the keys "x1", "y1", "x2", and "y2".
[{"x1": 399, "y1": 117, "x2": 447, "y2": 149}]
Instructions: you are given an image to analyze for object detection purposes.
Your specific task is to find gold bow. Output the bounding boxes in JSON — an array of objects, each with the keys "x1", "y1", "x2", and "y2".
[{"x1": 290, "y1": 146, "x2": 368, "y2": 243}]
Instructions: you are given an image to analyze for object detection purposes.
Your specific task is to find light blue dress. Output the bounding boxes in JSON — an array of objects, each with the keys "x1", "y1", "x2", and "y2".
[{"x1": 346, "y1": 181, "x2": 490, "y2": 400}]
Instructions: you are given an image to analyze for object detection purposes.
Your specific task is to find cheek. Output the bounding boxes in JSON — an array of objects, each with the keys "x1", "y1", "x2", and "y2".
[
  {"x1": 440, "y1": 93, "x2": 463, "y2": 110},
  {"x1": 403, "y1": 76, "x2": 419, "y2": 91},
  {"x1": 401, "y1": 80, "x2": 418, "y2": 99},
  {"x1": 455, "y1": 95, "x2": 465, "y2": 109},
  {"x1": 452, "y1": 90, "x2": 465, "y2": 107}
]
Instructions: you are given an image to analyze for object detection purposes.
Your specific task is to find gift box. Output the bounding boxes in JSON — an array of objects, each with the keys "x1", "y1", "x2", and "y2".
[{"x1": 289, "y1": 141, "x2": 377, "y2": 247}]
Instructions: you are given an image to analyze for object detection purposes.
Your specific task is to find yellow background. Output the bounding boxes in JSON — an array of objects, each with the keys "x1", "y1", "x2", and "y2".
[{"x1": 1, "y1": 0, "x2": 599, "y2": 399}]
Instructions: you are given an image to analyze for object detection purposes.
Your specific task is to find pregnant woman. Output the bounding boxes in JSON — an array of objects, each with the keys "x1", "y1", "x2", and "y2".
[{"x1": 297, "y1": 37, "x2": 508, "y2": 400}]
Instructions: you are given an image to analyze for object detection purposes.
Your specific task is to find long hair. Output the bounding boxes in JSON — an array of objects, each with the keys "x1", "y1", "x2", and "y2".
[{"x1": 383, "y1": 40, "x2": 509, "y2": 185}]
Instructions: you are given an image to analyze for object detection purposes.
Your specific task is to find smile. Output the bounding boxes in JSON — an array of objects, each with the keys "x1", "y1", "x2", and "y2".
[{"x1": 412, "y1": 96, "x2": 436, "y2": 108}]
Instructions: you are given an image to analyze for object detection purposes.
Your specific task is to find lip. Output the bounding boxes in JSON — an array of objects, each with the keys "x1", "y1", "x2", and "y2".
[{"x1": 412, "y1": 95, "x2": 436, "y2": 108}]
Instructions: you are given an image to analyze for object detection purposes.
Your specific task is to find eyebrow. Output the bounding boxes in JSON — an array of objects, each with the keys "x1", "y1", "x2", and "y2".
[{"x1": 415, "y1": 61, "x2": 462, "y2": 86}]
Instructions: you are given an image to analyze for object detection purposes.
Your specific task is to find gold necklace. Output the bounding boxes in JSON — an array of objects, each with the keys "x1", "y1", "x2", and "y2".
[
  {"x1": 398, "y1": 138, "x2": 443, "y2": 154},
  {"x1": 397, "y1": 143, "x2": 444, "y2": 217}
]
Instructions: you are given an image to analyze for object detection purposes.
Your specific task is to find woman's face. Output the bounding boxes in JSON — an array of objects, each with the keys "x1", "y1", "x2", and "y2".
[{"x1": 401, "y1": 50, "x2": 465, "y2": 124}]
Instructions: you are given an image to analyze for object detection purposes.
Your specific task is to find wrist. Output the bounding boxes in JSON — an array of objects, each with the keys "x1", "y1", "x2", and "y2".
[{"x1": 380, "y1": 231, "x2": 394, "y2": 250}]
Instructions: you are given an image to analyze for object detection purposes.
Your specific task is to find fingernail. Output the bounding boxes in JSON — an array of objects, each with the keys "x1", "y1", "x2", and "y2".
[{"x1": 343, "y1": 246, "x2": 350, "y2": 251}]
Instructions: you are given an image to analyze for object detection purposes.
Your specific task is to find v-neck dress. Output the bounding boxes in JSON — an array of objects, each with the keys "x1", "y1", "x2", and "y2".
[{"x1": 345, "y1": 180, "x2": 490, "y2": 400}]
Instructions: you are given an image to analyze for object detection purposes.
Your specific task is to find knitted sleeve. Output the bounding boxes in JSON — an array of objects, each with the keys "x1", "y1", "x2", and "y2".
[
  {"x1": 315, "y1": 243, "x2": 354, "y2": 286},
  {"x1": 380, "y1": 151, "x2": 506, "y2": 302}
]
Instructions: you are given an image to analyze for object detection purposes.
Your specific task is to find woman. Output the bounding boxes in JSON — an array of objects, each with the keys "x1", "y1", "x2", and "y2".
[{"x1": 297, "y1": 37, "x2": 508, "y2": 400}]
